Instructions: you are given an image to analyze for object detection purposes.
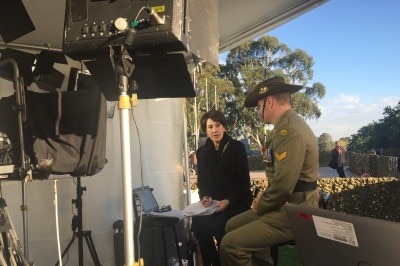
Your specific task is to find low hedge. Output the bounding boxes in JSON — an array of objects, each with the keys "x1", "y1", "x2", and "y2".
[
  {"x1": 248, "y1": 153, "x2": 400, "y2": 177},
  {"x1": 250, "y1": 177, "x2": 400, "y2": 222},
  {"x1": 319, "y1": 177, "x2": 400, "y2": 222}
]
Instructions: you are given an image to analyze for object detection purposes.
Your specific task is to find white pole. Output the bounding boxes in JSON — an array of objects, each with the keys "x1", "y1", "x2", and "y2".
[
  {"x1": 119, "y1": 89, "x2": 135, "y2": 265},
  {"x1": 194, "y1": 71, "x2": 199, "y2": 151},
  {"x1": 205, "y1": 78, "x2": 209, "y2": 111},
  {"x1": 214, "y1": 85, "x2": 217, "y2": 109},
  {"x1": 182, "y1": 99, "x2": 191, "y2": 205}
]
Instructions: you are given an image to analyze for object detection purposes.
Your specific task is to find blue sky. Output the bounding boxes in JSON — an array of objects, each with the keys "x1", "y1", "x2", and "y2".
[{"x1": 220, "y1": 0, "x2": 400, "y2": 140}]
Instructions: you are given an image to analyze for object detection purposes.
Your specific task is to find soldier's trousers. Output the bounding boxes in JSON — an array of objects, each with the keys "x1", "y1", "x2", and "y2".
[{"x1": 219, "y1": 189, "x2": 320, "y2": 266}]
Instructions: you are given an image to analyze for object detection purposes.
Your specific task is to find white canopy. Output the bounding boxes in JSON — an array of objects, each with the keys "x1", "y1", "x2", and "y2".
[
  {"x1": 1, "y1": 0, "x2": 328, "y2": 53},
  {"x1": 0, "y1": 1, "x2": 328, "y2": 265}
]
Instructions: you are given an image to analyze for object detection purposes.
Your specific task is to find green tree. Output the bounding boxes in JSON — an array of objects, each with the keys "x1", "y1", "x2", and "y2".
[
  {"x1": 186, "y1": 36, "x2": 327, "y2": 150},
  {"x1": 348, "y1": 101, "x2": 400, "y2": 152},
  {"x1": 349, "y1": 123, "x2": 378, "y2": 152},
  {"x1": 185, "y1": 62, "x2": 236, "y2": 150},
  {"x1": 318, "y1": 133, "x2": 334, "y2": 152},
  {"x1": 221, "y1": 36, "x2": 326, "y2": 142},
  {"x1": 377, "y1": 102, "x2": 400, "y2": 148}
]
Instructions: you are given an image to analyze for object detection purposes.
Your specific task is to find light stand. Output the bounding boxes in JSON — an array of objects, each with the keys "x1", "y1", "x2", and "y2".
[
  {"x1": 0, "y1": 58, "x2": 30, "y2": 261},
  {"x1": 111, "y1": 45, "x2": 136, "y2": 265},
  {"x1": 54, "y1": 176, "x2": 101, "y2": 266}
]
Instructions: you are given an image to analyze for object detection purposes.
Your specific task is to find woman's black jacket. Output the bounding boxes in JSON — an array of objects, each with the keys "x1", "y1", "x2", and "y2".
[{"x1": 196, "y1": 133, "x2": 252, "y2": 208}]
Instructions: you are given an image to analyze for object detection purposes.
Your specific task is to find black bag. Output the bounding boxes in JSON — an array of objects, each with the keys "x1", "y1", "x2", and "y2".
[
  {"x1": 0, "y1": 88, "x2": 107, "y2": 179},
  {"x1": 329, "y1": 160, "x2": 337, "y2": 169}
]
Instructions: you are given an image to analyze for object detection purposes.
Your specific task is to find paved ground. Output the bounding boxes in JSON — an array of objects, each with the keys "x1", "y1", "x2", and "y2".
[
  {"x1": 189, "y1": 167, "x2": 356, "y2": 184},
  {"x1": 318, "y1": 166, "x2": 355, "y2": 178},
  {"x1": 250, "y1": 166, "x2": 355, "y2": 179}
]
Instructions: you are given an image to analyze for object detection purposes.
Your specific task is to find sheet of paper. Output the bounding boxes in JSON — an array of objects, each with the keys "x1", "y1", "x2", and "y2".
[
  {"x1": 183, "y1": 201, "x2": 219, "y2": 217},
  {"x1": 147, "y1": 201, "x2": 219, "y2": 219}
]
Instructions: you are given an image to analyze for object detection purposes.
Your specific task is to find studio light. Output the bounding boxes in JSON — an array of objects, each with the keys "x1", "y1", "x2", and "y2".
[
  {"x1": 0, "y1": 49, "x2": 68, "y2": 91},
  {"x1": 33, "y1": 69, "x2": 65, "y2": 92},
  {"x1": 0, "y1": 48, "x2": 36, "y2": 85},
  {"x1": 0, "y1": 0, "x2": 35, "y2": 43},
  {"x1": 32, "y1": 50, "x2": 68, "y2": 91},
  {"x1": 32, "y1": 50, "x2": 68, "y2": 76},
  {"x1": 62, "y1": 0, "x2": 219, "y2": 101}
]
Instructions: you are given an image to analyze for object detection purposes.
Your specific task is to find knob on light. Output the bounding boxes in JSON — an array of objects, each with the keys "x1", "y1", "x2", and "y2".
[{"x1": 114, "y1": 17, "x2": 128, "y2": 31}]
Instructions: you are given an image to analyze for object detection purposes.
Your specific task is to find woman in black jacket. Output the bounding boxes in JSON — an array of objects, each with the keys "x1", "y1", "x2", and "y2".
[{"x1": 192, "y1": 110, "x2": 253, "y2": 265}]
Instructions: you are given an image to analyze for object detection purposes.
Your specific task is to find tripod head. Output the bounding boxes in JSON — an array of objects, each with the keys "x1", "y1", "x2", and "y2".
[{"x1": 71, "y1": 182, "x2": 86, "y2": 209}]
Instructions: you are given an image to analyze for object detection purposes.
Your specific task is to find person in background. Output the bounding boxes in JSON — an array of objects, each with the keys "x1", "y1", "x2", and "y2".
[
  {"x1": 379, "y1": 146, "x2": 384, "y2": 156},
  {"x1": 189, "y1": 150, "x2": 198, "y2": 175},
  {"x1": 219, "y1": 76, "x2": 320, "y2": 266},
  {"x1": 192, "y1": 109, "x2": 253, "y2": 266},
  {"x1": 332, "y1": 141, "x2": 346, "y2": 178}
]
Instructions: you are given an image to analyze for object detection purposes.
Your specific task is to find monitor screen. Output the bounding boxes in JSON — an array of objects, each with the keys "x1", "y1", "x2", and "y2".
[{"x1": 133, "y1": 186, "x2": 159, "y2": 214}]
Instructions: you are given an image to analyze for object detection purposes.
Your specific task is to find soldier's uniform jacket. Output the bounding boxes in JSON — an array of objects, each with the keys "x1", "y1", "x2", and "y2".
[{"x1": 257, "y1": 109, "x2": 319, "y2": 226}]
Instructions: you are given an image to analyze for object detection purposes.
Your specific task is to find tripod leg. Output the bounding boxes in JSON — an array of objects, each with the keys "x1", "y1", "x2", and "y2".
[
  {"x1": 172, "y1": 226, "x2": 183, "y2": 266},
  {"x1": 161, "y1": 227, "x2": 168, "y2": 266},
  {"x1": 0, "y1": 235, "x2": 7, "y2": 265},
  {"x1": 1, "y1": 232, "x2": 11, "y2": 265},
  {"x1": 83, "y1": 231, "x2": 102, "y2": 266},
  {"x1": 0, "y1": 252, "x2": 7, "y2": 266},
  {"x1": 54, "y1": 234, "x2": 77, "y2": 266},
  {"x1": 0, "y1": 199, "x2": 29, "y2": 266}
]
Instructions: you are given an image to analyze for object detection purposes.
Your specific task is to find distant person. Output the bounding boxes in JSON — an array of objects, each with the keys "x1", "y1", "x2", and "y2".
[
  {"x1": 192, "y1": 109, "x2": 253, "y2": 266},
  {"x1": 379, "y1": 146, "x2": 384, "y2": 156},
  {"x1": 189, "y1": 151, "x2": 198, "y2": 174},
  {"x1": 332, "y1": 141, "x2": 346, "y2": 178},
  {"x1": 219, "y1": 76, "x2": 320, "y2": 265},
  {"x1": 397, "y1": 155, "x2": 400, "y2": 172}
]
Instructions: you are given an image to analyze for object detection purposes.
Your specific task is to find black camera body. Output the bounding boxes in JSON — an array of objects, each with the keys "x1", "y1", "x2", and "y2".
[{"x1": 155, "y1": 205, "x2": 172, "y2": 213}]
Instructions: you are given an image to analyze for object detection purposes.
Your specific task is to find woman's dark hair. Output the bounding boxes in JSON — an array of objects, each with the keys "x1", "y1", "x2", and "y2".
[{"x1": 200, "y1": 109, "x2": 227, "y2": 133}]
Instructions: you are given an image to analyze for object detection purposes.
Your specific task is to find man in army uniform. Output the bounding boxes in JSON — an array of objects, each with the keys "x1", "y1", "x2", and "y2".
[{"x1": 219, "y1": 76, "x2": 320, "y2": 265}]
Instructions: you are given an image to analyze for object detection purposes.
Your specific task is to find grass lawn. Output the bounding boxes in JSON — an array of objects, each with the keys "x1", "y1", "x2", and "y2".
[{"x1": 278, "y1": 245, "x2": 303, "y2": 266}]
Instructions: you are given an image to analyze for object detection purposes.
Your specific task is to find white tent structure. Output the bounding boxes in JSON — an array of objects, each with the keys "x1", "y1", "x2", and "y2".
[{"x1": 0, "y1": 1, "x2": 328, "y2": 265}]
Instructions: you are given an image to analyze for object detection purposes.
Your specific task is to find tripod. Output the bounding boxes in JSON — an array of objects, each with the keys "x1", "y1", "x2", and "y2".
[
  {"x1": 55, "y1": 177, "x2": 101, "y2": 266},
  {"x1": 0, "y1": 198, "x2": 29, "y2": 266}
]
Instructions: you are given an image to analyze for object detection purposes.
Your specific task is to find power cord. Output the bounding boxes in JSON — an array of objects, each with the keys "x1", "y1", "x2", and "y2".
[
  {"x1": 131, "y1": 106, "x2": 145, "y2": 265},
  {"x1": 54, "y1": 180, "x2": 63, "y2": 266}
]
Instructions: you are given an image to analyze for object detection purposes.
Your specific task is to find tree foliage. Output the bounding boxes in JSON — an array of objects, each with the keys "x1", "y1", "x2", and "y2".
[
  {"x1": 348, "y1": 101, "x2": 400, "y2": 152},
  {"x1": 318, "y1": 133, "x2": 334, "y2": 152},
  {"x1": 185, "y1": 63, "x2": 237, "y2": 150},
  {"x1": 185, "y1": 36, "x2": 327, "y2": 150},
  {"x1": 184, "y1": 36, "x2": 399, "y2": 153},
  {"x1": 221, "y1": 36, "x2": 326, "y2": 144}
]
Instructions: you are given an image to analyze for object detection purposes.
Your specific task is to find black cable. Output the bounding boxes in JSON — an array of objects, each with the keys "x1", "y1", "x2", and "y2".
[{"x1": 131, "y1": 106, "x2": 145, "y2": 264}]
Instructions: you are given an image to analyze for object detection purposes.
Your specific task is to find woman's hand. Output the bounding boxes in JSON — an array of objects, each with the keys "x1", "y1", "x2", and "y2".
[
  {"x1": 201, "y1": 196, "x2": 212, "y2": 207},
  {"x1": 251, "y1": 194, "x2": 260, "y2": 213},
  {"x1": 215, "y1": 199, "x2": 230, "y2": 212}
]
